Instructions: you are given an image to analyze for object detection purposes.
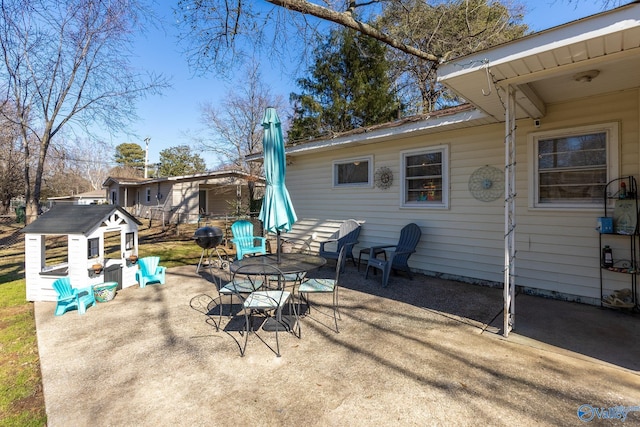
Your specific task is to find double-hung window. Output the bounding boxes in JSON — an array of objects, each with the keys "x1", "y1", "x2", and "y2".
[
  {"x1": 333, "y1": 156, "x2": 373, "y2": 187},
  {"x1": 529, "y1": 123, "x2": 618, "y2": 208},
  {"x1": 401, "y1": 145, "x2": 449, "y2": 208}
]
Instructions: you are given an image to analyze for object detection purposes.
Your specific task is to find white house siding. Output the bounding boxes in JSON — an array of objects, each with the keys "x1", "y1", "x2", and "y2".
[
  {"x1": 515, "y1": 90, "x2": 639, "y2": 304},
  {"x1": 285, "y1": 89, "x2": 639, "y2": 305},
  {"x1": 274, "y1": 218, "x2": 358, "y2": 254},
  {"x1": 24, "y1": 235, "x2": 47, "y2": 301}
]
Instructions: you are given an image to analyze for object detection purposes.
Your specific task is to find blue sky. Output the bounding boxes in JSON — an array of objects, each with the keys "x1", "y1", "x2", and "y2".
[{"x1": 112, "y1": 0, "x2": 617, "y2": 169}]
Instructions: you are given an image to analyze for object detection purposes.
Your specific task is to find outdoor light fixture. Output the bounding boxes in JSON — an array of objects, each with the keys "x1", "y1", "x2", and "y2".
[{"x1": 573, "y1": 70, "x2": 600, "y2": 83}]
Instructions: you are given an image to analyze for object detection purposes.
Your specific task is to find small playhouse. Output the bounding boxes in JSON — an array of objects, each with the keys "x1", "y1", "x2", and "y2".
[{"x1": 22, "y1": 204, "x2": 142, "y2": 302}]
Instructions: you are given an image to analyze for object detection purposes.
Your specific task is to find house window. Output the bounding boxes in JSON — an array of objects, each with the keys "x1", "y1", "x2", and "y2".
[
  {"x1": 87, "y1": 238, "x2": 99, "y2": 259},
  {"x1": 333, "y1": 156, "x2": 373, "y2": 187},
  {"x1": 146, "y1": 188, "x2": 151, "y2": 203},
  {"x1": 529, "y1": 123, "x2": 618, "y2": 208},
  {"x1": 125, "y1": 232, "x2": 134, "y2": 250},
  {"x1": 401, "y1": 145, "x2": 449, "y2": 208}
]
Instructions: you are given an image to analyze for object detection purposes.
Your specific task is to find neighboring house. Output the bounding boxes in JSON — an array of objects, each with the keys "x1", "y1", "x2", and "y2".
[
  {"x1": 46, "y1": 189, "x2": 108, "y2": 206},
  {"x1": 103, "y1": 170, "x2": 264, "y2": 224},
  {"x1": 247, "y1": 3, "x2": 640, "y2": 323},
  {"x1": 21, "y1": 204, "x2": 142, "y2": 302}
]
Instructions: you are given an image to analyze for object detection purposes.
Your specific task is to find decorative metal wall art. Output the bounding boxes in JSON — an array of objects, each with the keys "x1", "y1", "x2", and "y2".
[
  {"x1": 374, "y1": 167, "x2": 393, "y2": 190},
  {"x1": 468, "y1": 165, "x2": 505, "y2": 202}
]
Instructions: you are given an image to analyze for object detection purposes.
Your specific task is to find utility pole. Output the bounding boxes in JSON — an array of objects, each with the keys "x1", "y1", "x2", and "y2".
[{"x1": 144, "y1": 137, "x2": 150, "y2": 178}]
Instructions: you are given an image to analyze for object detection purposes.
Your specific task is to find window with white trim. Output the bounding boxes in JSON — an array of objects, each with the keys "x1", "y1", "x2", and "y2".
[
  {"x1": 125, "y1": 232, "x2": 134, "y2": 250},
  {"x1": 529, "y1": 123, "x2": 618, "y2": 208},
  {"x1": 332, "y1": 156, "x2": 373, "y2": 187},
  {"x1": 87, "y1": 238, "x2": 99, "y2": 259},
  {"x1": 401, "y1": 145, "x2": 449, "y2": 208},
  {"x1": 146, "y1": 188, "x2": 151, "y2": 203}
]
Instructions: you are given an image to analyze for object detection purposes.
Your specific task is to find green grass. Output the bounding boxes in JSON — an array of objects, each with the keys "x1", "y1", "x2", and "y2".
[
  {"x1": 0, "y1": 279, "x2": 46, "y2": 426},
  {"x1": 0, "y1": 221, "x2": 212, "y2": 426}
]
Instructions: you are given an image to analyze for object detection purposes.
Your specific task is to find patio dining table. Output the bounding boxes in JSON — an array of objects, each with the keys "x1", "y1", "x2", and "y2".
[
  {"x1": 231, "y1": 253, "x2": 327, "y2": 332},
  {"x1": 231, "y1": 253, "x2": 327, "y2": 276}
]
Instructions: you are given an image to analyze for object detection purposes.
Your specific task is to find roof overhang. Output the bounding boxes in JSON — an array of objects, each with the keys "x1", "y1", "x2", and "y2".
[
  {"x1": 246, "y1": 106, "x2": 492, "y2": 161},
  {"x1": 438, "y1": 1, "x2": 640, "y2": 121},
  {"x1": 102, "y1": 170, "x2": 263, "y2": 188}
]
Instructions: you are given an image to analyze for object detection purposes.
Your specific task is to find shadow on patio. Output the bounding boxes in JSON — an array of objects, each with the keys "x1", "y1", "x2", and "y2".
[{"x1": 35, "y1": 264, "x2": 640, "y2": 426}]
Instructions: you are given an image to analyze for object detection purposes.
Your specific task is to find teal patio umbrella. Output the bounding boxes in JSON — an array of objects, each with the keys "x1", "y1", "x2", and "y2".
[{"x1": 258, "y1": 107, "x2": 297, "y2": 263}]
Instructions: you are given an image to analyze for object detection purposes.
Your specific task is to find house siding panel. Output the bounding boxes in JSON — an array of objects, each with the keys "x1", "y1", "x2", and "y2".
[{"x1": 286, "y1": 90, "x2": 639, "y2": 304}]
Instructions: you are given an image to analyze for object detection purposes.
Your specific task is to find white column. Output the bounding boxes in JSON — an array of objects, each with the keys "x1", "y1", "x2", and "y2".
[{"x1": 504, "y1": 85, "x2": 517, "y2": 337}]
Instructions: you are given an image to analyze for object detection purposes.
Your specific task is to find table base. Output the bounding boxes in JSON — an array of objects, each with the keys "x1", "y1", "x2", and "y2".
[{"x1": 262, "y1": 315, "x2": 297, "y2": 332}]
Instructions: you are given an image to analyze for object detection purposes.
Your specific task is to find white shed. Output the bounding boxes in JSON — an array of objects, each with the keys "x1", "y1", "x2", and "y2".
[{"x1": 22, "y1": 204, "x2": 142, "y2": 302}]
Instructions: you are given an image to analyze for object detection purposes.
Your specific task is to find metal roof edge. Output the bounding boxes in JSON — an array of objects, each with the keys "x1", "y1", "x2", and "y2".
[{"x1": 283, "y1": 108, "x2": 490, "y2": 156}]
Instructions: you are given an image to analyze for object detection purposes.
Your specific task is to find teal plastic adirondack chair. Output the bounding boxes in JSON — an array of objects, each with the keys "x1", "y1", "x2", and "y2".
[
  {"x1": 230, "y1": 220, "x2": 267, "y2": 260},
  {"x1": 136, "y1": 256, "x2": 166, "y2": 288},
  {"x1": 52, "y1": 277, "x2": 96, "y2": 316}
]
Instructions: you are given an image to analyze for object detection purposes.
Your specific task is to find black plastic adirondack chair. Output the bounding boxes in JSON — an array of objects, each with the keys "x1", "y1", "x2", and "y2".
[{"x1": 365, "y1": 223, "x2": 422, "y2": 287}]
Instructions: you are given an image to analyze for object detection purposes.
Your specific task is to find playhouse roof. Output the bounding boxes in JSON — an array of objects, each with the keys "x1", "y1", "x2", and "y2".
[{"x1": 21, "y1": 205, "x2": 141, "y2": 235}]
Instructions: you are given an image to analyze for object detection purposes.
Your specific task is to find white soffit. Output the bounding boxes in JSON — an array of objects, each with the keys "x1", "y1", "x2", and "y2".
[{"x1": 438, "y1": 2, "x2": 640, "y2": 121}]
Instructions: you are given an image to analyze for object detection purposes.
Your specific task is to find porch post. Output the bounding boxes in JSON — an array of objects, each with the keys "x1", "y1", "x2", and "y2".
[{"x1": 504, "y1": 85, "x2": 517, "y2": 337}]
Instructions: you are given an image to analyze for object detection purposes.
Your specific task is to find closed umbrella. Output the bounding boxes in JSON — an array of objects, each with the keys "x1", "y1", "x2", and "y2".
[{"x1": 258, "y1": 107, "x2": 297, "y2": 263}]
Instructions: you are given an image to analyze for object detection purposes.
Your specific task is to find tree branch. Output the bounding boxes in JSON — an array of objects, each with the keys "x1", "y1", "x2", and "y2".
[{"x1": 265, "y1": 0, "x2": 440, "y2": 62}]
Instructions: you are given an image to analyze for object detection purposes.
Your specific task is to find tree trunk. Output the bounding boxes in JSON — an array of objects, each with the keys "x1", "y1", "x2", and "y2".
[{"x1": 23, "y1": 124, "x2": 53, "y2": 225}]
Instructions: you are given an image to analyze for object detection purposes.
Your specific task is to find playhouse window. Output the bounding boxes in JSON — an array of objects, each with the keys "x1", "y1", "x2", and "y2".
[
  {"x1": 529, "y1": 123, "x2": 618, "y2": 209},
  {"x1": 40, "y1": 235, "x2": 69, "y2": 274},
  {"x1": 125, "y1": 232, "x2": 134, "y2": 250},
  {"x1": 401, "y1": 145, "x2": 449, "y2": 209},
  {"x1": 87, "y1": 238, "x2": 99, "y2": 259}
]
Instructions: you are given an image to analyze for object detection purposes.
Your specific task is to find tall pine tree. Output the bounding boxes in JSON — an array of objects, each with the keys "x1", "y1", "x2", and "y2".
[{"x1": 288, "y1": 27, "x2": 402, "y2": 142}]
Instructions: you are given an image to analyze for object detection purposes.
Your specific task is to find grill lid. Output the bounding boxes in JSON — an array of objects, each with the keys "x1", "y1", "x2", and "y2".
[{"x1": 193, "y1": 226, "x2": 223, "y2": 249}]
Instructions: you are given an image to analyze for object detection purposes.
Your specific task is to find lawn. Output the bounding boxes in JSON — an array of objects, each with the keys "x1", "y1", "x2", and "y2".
[{"x1": 0, "y1": 218, "x2": 206, "y2": 426}]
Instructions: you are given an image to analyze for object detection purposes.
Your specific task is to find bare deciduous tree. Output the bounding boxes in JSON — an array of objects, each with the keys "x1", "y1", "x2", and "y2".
[
  {"x1": 0, "y1": 0, "x2": 168, "y2": 223},
  {"x1": 0, "y1": 101, "x2": 24, "y2": 214},
  {"x1": 193, "y1": 61, "x2": 286, "y2": 213},
  {"x1": 195, "y1": 61, "x2": 286, "y2": 176},
  {"x1": 176, "y1": 0, "x2": 527, "y2": 115},
  {"x1": 60, "y1": 137, "x2": 112, "y2": 191},
  {"x1": 177, "y1": 0, "x2": 625, "y2": 73},
  {"x1": 176, "y1": 0, "x2": 439, "y2": 77}
]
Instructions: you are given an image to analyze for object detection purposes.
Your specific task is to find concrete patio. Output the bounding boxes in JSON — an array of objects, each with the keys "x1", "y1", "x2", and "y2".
[{"x1": 35, "y1": 263, "x2": 640, "y2": 426}]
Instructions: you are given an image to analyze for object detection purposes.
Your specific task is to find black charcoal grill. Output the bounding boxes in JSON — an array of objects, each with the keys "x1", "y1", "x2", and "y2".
[
  {"x1": 194, "y1": 226, "x2": 223, "y2": 249},
  {"x1": 193, "y1": 226, "x2": 230, "y2": 283}
]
